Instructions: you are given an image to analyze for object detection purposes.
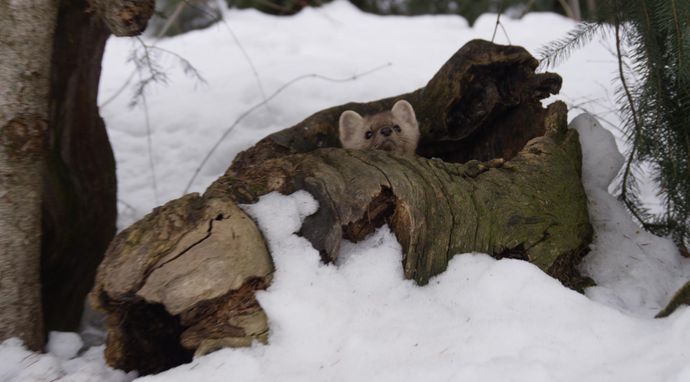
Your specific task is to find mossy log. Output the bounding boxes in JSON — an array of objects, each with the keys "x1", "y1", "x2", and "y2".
[{"x1": 90, "y1": 40, "x2": 592, "y2": 374}]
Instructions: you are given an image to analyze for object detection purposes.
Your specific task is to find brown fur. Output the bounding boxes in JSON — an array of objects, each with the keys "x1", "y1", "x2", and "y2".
[{"x1": 339, "y1": 100, "x2": 420, "y2": 155}]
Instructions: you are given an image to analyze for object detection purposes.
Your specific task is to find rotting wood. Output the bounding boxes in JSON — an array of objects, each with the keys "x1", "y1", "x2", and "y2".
[
  {"x1": 91, "y1": 40, "x2": 592, "y2": 374},
  {"x1": 230, "y1": 39, "x2": 562, "y2": 173}
]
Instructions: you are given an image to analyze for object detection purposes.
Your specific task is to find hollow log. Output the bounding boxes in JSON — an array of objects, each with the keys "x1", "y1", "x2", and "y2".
[
  {"x1": 231, "y1": 39, "x2": 562, "y2": 173},
  {"x1": 210, "y1": 101, "x2": 590, "y2": 287},
  {"x1": 91, "y1": 40, "x2": 592, "y2": 374}
]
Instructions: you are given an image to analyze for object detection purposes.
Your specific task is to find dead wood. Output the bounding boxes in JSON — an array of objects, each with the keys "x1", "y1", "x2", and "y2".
[
  {"x1": 231, "y1": 39, "x2": 562, "y2": 173},
  {"x1": 91, "y1": 40, "x2": 591, "y2": 374}
]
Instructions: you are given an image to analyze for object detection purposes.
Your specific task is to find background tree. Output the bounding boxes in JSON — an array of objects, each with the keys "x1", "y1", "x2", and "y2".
[
  {"x1": 0, "y1": 0, "x2": 154, "y2": 349},
  {"x1": 0, "y1": 0, "x2": 58, "y2": 351}
]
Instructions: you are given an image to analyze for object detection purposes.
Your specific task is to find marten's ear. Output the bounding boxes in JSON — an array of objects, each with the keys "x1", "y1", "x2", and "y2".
[
  {"x1": 391, "y1": 100, "x2": 416, "y2": 127},
  {"x1": 339, "y1": 110, "x2": 364, "y2": 149}
]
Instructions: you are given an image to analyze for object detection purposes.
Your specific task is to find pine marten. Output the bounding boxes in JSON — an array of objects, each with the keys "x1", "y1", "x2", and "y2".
[{"x1": 338, "y1": 100, "x2": 419, "y2": 155}]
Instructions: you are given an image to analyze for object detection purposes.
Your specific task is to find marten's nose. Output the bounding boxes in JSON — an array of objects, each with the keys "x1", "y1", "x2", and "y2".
[{"x1": 380, "y1": 127, "x2": 392, "y2": 137}]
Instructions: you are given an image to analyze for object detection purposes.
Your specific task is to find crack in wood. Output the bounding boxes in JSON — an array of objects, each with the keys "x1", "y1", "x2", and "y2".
[{"x1": 148, "y1": 215, "x2": 223, "y2": 276}]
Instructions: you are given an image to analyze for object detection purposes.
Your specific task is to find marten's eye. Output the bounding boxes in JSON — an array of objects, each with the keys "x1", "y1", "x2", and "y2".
[
  {"x1": 365, "y1": 131, "x2": 373, "y2": 139},
  {"x1": 393, "y1": 125, "x2": 401, "y2": 133}
]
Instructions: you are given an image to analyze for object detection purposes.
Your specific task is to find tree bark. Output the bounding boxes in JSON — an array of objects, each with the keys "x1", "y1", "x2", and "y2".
[
  {"x1": 1, "y1": 0, "x2": 155, "y2": 347},
  {"x1": 40, "y1": 0, "x2": 117, "y2": 333},
  {"x1": 91, "y1": 40, "x2": 592, "y2": 374},
  {"x1": 585, "y1": 0, "x2": 597, "y2": 18},
  {"x1": 568, "y1": 0, "x2": 582, "y2": 20},
  {"x1": 87, "y1": 0, "x2": 155, "y2": 37},
  {"x1": 0, "y1": 0, "x2": 58, "y2": 350},
  {"x1": 40, "y1": 0, "x2": 154, "y2": 333},
  {"x1": 214, "y1": 102, "x2": 591, "y2": 288}
]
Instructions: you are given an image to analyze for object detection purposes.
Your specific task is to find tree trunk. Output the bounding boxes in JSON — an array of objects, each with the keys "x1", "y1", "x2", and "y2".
[
  {"x1": 568, "y1": 0, "x2": 582, "y2": 20},
  {"x1": 40, "y1": 0, "x2": 155, "y2": 333},
  {"x1": 0, "y1": 0, "x2": 58, "y2": 350},
  {"x1": 585, "y1": 0, "x2": 597, "y2": 18},
  {"x1": 40, "y1": 0, "x2": 117, "y2": 334},
  {"x1": 91, "y1": 40, "x2": 592, "y2": 374},
  {"x1": 1, "y1": 0, "x2": 155, "y2": 348}
]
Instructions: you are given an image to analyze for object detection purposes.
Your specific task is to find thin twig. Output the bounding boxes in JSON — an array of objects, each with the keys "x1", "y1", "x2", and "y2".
[
  {"x1": 182, "y1": 62, "x2": 393, "y2": 194},
  {"x1": 613, "y1": 9, "x2": 647, "y2": 227},
  {"x1": 499, "y1": 23, "x2": 512, "y2": 45},
  {"x1": 117, "y1": 198, "x2": 137, "y2": 213},
  {"x1": 100, "y1": 2, "x2": 190, "y2": 108},
  {"x1": 491, "y1": 2, "x2": 503, "y2": 43},
  {"x1": 102, "y1": 1, "x2": 269, "y2": 112},
  {"x1": 491, "y1": 2, "x2": 511, "y2": 45},
  {"x1": 137, "y1": 69, "x2": 160, "y2": 205},
  {"x1": 100, "y1": 70, "x2": 137, "y2": 108},
  {"x1": 219, "y1": 19, "x2": 270, "y2": 107},
  {"x1": 139, "y1": 44, "x2": 207, "y2": 86},
  {"x1": 189, "y1": 0, "x2": 270, "y2": 107}
]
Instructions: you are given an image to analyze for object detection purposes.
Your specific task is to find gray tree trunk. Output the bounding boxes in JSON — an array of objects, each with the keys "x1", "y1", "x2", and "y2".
[
  {"x1": 586, "y1": 0, "x2": 596, "y2": 18},
  {"x1": 568, "y1": 0, "x2": 582, "y2": 20},
  {"x1": 0, "y1": 0, "x2": 58, "y2": 350}
]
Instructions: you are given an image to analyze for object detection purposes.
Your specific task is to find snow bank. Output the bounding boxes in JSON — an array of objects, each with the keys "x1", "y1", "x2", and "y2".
[
  {"x1": 0, "y1": 335, "x2": 135, "y2": 382},
  {"x1": 134, "y1": 185, "x2": 690, "y2": 382},
  {"x1": 572, "y1": 114, "x2": 690, "y2": 317}
]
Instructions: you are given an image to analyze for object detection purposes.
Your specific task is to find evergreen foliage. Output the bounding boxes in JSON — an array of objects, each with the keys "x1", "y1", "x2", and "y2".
[{"x1": 540, "y1": 0, "x2": 690, "y2": 252}]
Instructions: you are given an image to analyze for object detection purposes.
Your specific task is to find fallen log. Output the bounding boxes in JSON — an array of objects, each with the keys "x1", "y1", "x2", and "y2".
[
  {"x1": 90, "y1": 40, "x2": 592, "y2": 374},
  {"x1": 231, "y1": 39, "x2": 562, "y2": 173}
]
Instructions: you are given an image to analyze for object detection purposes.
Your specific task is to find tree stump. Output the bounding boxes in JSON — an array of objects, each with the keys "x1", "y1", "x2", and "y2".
[{"x1": 90, "y1": 40, "x2": 592, "y2": 374}]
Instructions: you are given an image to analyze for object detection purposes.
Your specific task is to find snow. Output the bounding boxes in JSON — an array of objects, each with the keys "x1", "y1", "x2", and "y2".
[
  {"x1": 572, "y1": 114, "x2": 690, "y2": 317},
  {"x1": 0, "y1": 338, "x2": 136, "y2": 382},
  {"x1": 135, "y1": 187, "x2": 690, "y2": 382},
  {"x1": 3, "y1": 1, "x2": 690, "y2": 381},
  {"x1": 46, "y1": 332, "x2": 83, "y2": 361}
]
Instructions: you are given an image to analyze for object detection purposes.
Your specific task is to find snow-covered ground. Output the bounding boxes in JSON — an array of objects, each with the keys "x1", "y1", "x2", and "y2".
[{"x1": 2, "y1": 2, "x2": 690, "y2": 381}]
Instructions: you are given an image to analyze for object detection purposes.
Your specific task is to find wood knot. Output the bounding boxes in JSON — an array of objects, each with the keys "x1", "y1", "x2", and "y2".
[
  {"x1": 89, "y1": 0, "x2": 155, "y2": 36},
  {"x1": 1, "y1": 116, "x2": 48, "y2": 159}
]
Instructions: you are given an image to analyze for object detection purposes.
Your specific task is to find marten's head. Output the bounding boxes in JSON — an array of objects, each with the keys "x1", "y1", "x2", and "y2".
[{"x1": 339, "y1": 100, "x2": 419, "y2": 155}]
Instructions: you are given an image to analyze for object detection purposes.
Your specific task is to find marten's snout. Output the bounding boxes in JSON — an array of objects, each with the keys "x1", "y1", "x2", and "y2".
[{"x1": 380, "y1": 127, "x2": 392, "y2": 137}]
